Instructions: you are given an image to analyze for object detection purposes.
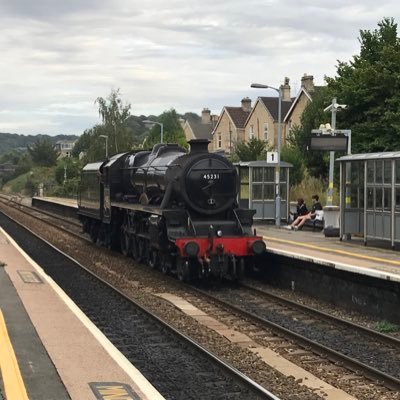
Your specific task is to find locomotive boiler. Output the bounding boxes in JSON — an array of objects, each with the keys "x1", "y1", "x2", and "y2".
[{"x1": 78, "y1": 139, "x2": 265, "y2": 281}]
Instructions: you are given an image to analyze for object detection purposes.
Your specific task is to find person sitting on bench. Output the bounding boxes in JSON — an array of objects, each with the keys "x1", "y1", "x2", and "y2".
[{"x1": 288, "y1": 194, "x2": 322, "y2": 231}]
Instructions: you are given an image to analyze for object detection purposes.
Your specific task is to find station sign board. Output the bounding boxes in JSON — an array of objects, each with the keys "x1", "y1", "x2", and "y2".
[{"x1": 309, "y1": 135, "x2": 348, "y2": 151}]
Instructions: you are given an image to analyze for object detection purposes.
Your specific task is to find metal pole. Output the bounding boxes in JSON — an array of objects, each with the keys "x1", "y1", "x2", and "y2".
[
  {"x1": 105, "y1": 136, "x2": 108, "y2": 159},
  {"x1": 276, "y1": 88, "x2": 282, "y2": 227},
  {"x1": 160, "y1": 123, "x2": 164, "y2": 144},
  {"x1": 327, "y1": 98, "x2": 337, "y2": 206}
]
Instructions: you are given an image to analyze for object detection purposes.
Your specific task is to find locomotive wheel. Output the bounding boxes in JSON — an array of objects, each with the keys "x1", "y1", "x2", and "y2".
[
  {"x1": 137, "y1": 238, "x2": 147, "y2": 263},
  {"x1": 236, "y1": 257, "x2": 246, "y2": 281},
  {"x1": 177, "y1": 259, "x2": 190, "y2": 282},
  {"x1": 131, "y1": 237, "x2": 139, "y2": 261},
  {"x1": 148, "y1": 250, "x2": 159, "y2": 269},
  {"x1": 120, "y1": 229, "x2": 130, "y2": 256}
]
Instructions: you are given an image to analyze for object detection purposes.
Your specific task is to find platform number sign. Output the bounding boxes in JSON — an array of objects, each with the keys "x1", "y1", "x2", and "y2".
[{"x1": 266, "y1": 151, "x2": 278, "y2": 164}]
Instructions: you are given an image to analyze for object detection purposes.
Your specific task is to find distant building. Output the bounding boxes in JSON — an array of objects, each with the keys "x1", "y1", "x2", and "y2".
[
  {"x1": 54, "y1": 140, "x2": 76, "y2": 158},
  {"x1": 284, "y1": 74, "x2": 321, "y2": 132},
  {"x1": 212, "y1": 97, "x2": 252, "y2": 154},
  {"x1": 245, "y1": 77, "x2": 293, "y2": 147},
  {"x1": 212, "y1": 74, "x2": 323, "y2": 154},
  {"x1": 183, "y1": 108, "x2": 218, "y2": 151}
]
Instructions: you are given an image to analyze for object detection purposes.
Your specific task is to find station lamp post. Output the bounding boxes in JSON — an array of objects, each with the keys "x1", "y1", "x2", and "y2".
[
  {"x1": 143, "y1": 120, "x2": 164, "y2": 144},
  {"x1": 251, "y1": 82, "x2": 282, "y2": 227},
  {"x1": 99, "y1": 135, "x2": 109, "y2": 159}
]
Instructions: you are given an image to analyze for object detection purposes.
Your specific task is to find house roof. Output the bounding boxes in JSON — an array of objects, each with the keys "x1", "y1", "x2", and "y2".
[
  {"x1": 186, "y1": 118, "x2": 215, "y2": 140},
  {"x1": 224, "y1": 107, "x2": 251, "y2": 129},
  {"x1": 259, "y1": 97, "x2": 293, "y2": 122},
  {"x1": 284, "y1": 85, "x2": 325, "y2": 122}
]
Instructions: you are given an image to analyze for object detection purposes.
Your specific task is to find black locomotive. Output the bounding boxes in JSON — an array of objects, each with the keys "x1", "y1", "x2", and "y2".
[{"x1": 78, "y1": 139, "x2": 265, "y2": 280}]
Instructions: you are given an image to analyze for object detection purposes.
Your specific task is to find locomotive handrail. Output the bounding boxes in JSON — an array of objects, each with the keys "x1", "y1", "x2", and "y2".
[{"x1": 233, "y1": 209, "x2": 245, "y2": 234}]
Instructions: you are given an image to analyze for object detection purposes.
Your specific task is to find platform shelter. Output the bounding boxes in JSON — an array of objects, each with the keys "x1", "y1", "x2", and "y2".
[
  {"x1": 235, "y1": 161, "x2": 292, "y2": 221},
  {"x1": 337, "y1": 152, "x2": 400, "y2": 247}
]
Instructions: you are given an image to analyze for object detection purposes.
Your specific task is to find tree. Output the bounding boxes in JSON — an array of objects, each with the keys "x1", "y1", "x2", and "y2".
[
  {"x1": 326, "y1": 18, "x2": 400, "y2": 153},
  {"x1": 287, "y1": 86, "x2": 332, "y2": 178},
  {"x1": 28, "y1": 139, "x2": 58, "y2": 167},
  {"x1": 144, "y1": 109, "x2": 187, "y2": 148},
  {"x1": 95, "y1": 89, "x2": 132, "y2": 154},
  {"x1": 233, "y1": 138, "x2": 268, "y2": 161},
  {"x1": 55, "y1": 158, "x2": 81, "y2": 185},
  {"x1": 280, "y1": 145, "x2": 305, "y2": 186}
]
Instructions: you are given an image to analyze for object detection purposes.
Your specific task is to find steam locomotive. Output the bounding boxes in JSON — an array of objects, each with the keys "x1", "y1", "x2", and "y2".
[{"x1": 78, "y1": 139, "x2": 265, "y2": 281}]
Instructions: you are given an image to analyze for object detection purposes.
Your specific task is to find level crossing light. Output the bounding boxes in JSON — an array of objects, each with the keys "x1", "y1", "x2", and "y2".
[
  {"x1": 251, "y1": 82, "x2": 282, "y2": 227},
  {"x1": 143, "y1": 120, "x2": 164, "y2": 144}
]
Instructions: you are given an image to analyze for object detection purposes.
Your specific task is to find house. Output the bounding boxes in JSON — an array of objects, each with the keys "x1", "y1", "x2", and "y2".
[
  {"x1": 183, "y1": 109, "x2": 217, "y2": 151},
  {"x1": 284, "y1": 74, "x2": 319, "y2": 133},
  {"x1": 211, "y1": 97, "x2": 252, "y2": 154},
  {"x1": 244, "y1": 77, "x2": 293, "y2": 148},
  {"x1": 54, "y1": 140, "x2": 76, "y2": 158}
]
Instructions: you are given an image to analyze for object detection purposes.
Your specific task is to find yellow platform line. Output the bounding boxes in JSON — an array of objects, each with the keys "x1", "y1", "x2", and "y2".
[
  {"x1": 263, "y1": 235, "x2": 400, "y2": 267},
  {"x1": 0, "y1": 309, "x2": 29, "y2": 400}
]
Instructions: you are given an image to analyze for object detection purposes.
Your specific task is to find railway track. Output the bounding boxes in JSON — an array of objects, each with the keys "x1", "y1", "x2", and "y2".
[
  {"x1": 0, "y1": 209, "x2": 278, "y2": 400},
  {"x1": 2, "y1": 196, "x2": 400, "y2": 398},
  {"x1": 188, "y1": 282, "x2": 400, "y2": 392}
]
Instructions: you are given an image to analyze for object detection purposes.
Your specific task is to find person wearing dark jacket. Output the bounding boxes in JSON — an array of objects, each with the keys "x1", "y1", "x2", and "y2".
[
  {"x1": 289, "y1": 194, "x2": 322, "y2": 230},
  {"x1": 296, "y1": 198, "x2": 308, "y2": 218}
]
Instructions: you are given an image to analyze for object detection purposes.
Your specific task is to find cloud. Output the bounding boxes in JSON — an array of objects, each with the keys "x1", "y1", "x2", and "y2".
[{"x1": 0, "y1": 0, "x2": 399, "y2": 134}]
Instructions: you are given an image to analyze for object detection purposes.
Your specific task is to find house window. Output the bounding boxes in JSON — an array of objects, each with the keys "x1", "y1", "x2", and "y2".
[
  {"x1": 263, "y1": 123, "x2": 269, "y2": 140},
  {"x1": 218, "y1": 134, "x2": 222, "y2": 148},
  {"x1": 249, "y1": 125, "x2": 255, "y2": 139}
]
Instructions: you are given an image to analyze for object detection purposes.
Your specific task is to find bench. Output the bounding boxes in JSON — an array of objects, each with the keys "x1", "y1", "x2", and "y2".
[{"x1": 304, "y1": 210, "x2": 324, "y2": 231}]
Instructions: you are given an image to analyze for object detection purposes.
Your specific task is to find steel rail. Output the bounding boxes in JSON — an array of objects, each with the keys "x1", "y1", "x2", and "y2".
[
  {"x1": 190, "y1": 285, "x2": 400, "y2": 392},
  {"x1": 0, "y1": 208, "x2": 280, "y2": 400},
  {"x1": 242, "y1": 281, "x2": 400, "y2": 348}
]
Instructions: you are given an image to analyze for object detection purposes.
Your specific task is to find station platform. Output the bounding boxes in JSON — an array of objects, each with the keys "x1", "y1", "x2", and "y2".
[
  {"x1": 0, "y1": 227, "x2": 164, "y2": 400},
  {"x1": 29, "y1": 195, "x2": 400, "y2": 282},
  {"x1": 256, "y1": 223, "x2": 400, "y2": 282}
]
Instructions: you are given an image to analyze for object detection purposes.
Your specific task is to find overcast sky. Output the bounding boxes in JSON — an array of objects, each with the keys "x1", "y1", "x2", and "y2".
[{"x1": 0, "y1": 0, "x2": 398, "y2": 136}]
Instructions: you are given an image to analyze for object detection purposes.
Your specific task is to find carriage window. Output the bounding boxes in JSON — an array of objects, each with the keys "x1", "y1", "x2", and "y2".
[
  {"x1": 280, "y1": 168, "x2": 287, "y2": 183},
  {"x1": 375, "y1": 161, "x2": 383, "y2": 183},
  {"x1": 367, "y1": 161, "x2": 374, "y2": 183},
  {"x1": 350, "y1": 186, "x2": 358, "y2": 208},
  {"x1": 396, "y1": 188, "x2": 400, "y2": 212},
  {"x1": 396, "y1": 160, "x2": 400, "y2": 184},
  {"x1": 351, "y1": 162, "x2": 358, "y2": 184},
  {"x1": 252, "y1": 167, "x2": 263, "y2": 182},
  {"x1": 375, "y1": 187, "x2": 383, "y2": 210},
  {"x1": 279, "y1": 183, "x2": 286, "y2": 200},
  {"x1": 367, "y1": 187, "x2": 374, "y2": 209},
  {"x1": 239, "y1": 168, "x2": 249, "y2": 184},
  {"x1": 384, "y1": 188, "x2": 391, "y2": 211},
  {"x1": 384, "y1": 160, "x2": 392, "y2": 184},
  {"x1": 264, "y1": 168, "x2": 274, "y2": 182},
  {"x1": 252, "y1": 184, "x2": 263, "y2": 200},
  {"x1": 263, "y1": 184, "x2": 274, "y2": 200}
]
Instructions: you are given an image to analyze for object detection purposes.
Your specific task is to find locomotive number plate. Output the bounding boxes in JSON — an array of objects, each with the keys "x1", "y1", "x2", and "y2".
[{"x1": 203, "y1": 173, "x2": 220, "y2": 180}]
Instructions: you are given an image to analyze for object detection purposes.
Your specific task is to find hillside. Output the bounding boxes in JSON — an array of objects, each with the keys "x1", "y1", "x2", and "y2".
[{"x1": 0, "y1": 132, "x2": 79, "y2": 155}]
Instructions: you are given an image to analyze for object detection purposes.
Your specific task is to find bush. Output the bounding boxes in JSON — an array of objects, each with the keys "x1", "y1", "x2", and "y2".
[{"x1": 280, "y1": 145, "x2": 305, "y2": 186}]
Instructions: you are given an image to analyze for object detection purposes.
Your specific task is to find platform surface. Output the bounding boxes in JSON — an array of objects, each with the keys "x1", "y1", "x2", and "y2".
[
  {"x1": 257, "y1": 223, "x2": 400, "y2": 281},
  {"x1": 0, "y1": 227, "x2": 164, "y2": 400}
]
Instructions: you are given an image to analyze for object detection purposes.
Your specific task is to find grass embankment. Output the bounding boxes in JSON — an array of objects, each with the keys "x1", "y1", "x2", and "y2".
[{"x1": 2, "y1": 166, "x2": 56, "y2": 196}]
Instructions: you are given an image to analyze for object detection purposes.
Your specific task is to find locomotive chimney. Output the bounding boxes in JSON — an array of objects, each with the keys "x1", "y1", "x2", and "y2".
[{"x1": 188, "y1": 139, "x2": 210, "y2": 153}]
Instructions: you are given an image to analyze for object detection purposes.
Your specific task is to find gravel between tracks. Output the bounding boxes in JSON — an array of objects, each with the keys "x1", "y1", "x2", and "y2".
[{"x1": 2, "y1": 203, "x2": 400, "y2": 399}]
